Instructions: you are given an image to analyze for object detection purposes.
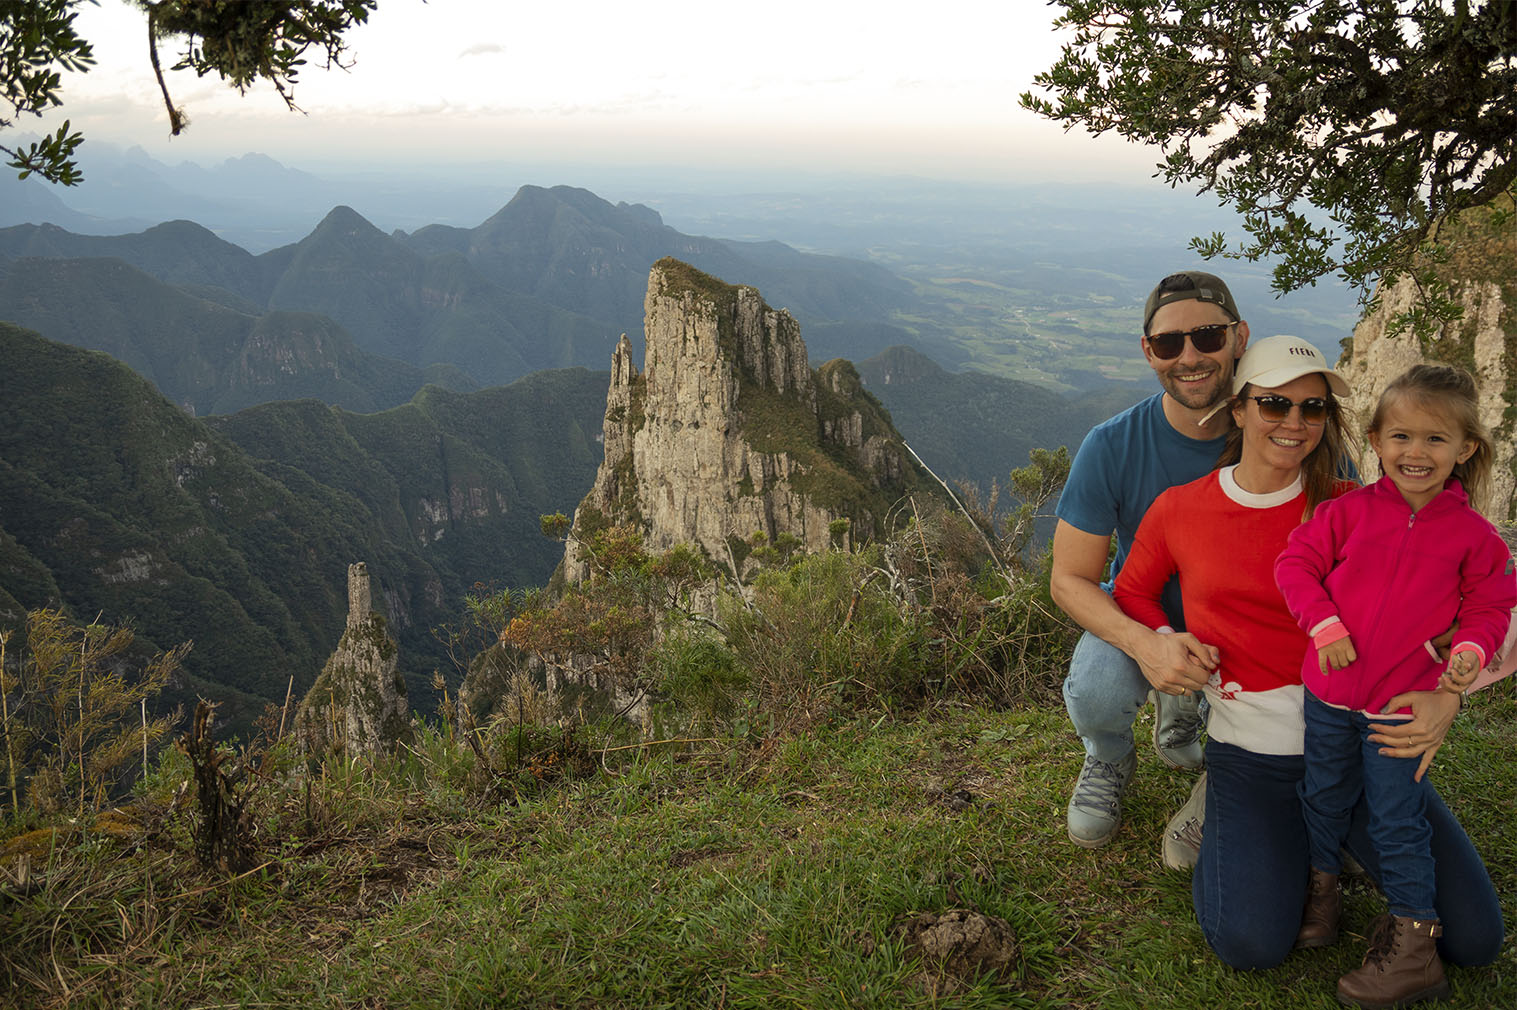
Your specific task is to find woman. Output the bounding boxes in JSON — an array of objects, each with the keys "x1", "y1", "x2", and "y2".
[{"x1": 1111, "y1": 335, "x2": 1505, "y2": 976}]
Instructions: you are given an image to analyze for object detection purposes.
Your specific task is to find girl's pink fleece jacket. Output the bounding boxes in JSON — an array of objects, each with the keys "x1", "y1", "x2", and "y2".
[{"x1": 1275, "y1": 476, "x2": 1516, "y2": 715}]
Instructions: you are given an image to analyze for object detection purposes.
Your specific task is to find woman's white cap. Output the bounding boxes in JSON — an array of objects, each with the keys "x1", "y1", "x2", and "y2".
[{"x1": 1232, "y1": 334, "x2": 1350, "y2": 396}]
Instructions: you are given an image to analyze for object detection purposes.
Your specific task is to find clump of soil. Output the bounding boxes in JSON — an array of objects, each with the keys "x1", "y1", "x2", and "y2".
[{"x1": 893, "y1": 909, "x2": 1019, "y2": 995}]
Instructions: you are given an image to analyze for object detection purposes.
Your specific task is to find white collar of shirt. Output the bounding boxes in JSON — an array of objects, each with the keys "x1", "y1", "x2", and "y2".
[{"x1": 1219, "y1": 465, "x2": 1304, "y2": 509}]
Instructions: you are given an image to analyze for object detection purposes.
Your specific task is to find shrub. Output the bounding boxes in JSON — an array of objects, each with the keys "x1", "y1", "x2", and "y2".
[
  {"x1": 1, "y1": 610, "x2": 183, "y2": 818},
  {"x1": 720, "y1": 549, "x2": 931, "y2": 728},
  {"x1": 646, "y1": 618, "x2": 747, "y2": 731}
]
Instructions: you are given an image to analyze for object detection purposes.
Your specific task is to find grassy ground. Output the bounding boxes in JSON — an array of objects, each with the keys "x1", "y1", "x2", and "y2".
[{"x1": 3, "y1": 690, "x2": 1514, "y2": 1009}]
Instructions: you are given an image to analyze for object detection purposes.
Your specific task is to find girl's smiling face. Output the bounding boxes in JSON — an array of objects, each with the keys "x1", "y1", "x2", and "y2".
[{"x1": 1368, "y1": 396, "x2": 1476, "y2": 511}]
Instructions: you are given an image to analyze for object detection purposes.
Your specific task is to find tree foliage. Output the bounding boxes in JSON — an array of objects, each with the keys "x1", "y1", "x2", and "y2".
[
  {"x1": 0, "y1": 0, "x2": 94, "y2": 184},
  {"x1": 0, "y1": 609, "x2": 183, "y2": 817},
  {"x1": 0, "y1": 0, "x2": 374, "y2": 184},
  {"x1": 1022, "y1": 1, "x2": 1517, "y2": 313}
]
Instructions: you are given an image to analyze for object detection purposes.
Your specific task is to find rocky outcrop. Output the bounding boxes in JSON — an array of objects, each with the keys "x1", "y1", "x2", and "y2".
[
  {"x1": 295, "y1": 562, "x2": 411, "y2": 755},
  {"x1": 1337, "y1": 200, "x2": 1516, "y2": 520},
  {"x1": 563, "y1": 258, "x2": 932, "y2": 581}
]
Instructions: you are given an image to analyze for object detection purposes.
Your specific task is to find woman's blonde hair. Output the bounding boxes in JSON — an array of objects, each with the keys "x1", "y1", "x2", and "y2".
[
  {"x1": 1216, "y1": 380, "x2": 1349, "y2": 518},
  {"x1": 1368, "y1": 364, "x2": 1493, "y2": 509}
]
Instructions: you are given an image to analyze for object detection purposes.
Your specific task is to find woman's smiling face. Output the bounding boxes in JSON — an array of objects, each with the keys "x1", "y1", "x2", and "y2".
[{"x1": 1231, "y1": 372, "x2": 1329, "y2": 476}]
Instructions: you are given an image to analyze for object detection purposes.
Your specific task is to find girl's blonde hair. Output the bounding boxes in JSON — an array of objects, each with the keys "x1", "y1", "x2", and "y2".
[
  {"x1": 1368, "y1": 364, "x2": 1493, "y2": 509},
  {"x1": 1216, "y1": 380, "x2": 1349, "y2": 519}
]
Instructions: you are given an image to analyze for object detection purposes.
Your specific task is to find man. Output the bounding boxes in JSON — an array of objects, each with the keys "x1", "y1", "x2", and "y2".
[{"x1": 1052, "y1": 270, "x2": 1245, "y2": 860}]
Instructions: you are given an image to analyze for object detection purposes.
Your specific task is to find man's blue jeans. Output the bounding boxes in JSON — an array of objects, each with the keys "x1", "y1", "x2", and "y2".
[
  {"x1": 1062, "y1": 630, "x2": 1160, "y2": 762},
  {"x1": 1301, "y1": 692, "x2": 1435, "y2": 918},
  {"x1": 1194, "y1": 740, "x2": 1503, "y2": 970}
]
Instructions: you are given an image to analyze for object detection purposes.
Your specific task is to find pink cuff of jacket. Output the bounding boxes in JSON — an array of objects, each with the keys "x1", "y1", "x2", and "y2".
[
  {"x1": 1451, "y1": 641, "x2": 1488, "y2": 671},
  {"x1": 1311, "y1": 620, "x2": 1350, "y2": 649}
]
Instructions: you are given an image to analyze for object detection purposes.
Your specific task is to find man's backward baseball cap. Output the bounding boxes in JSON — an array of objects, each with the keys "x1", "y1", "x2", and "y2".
[{"x1": 1143, "y1": 271, "x2": 1240, "y2": 333}]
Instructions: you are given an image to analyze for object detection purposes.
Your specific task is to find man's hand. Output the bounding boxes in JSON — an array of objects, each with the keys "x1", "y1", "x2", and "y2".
[
  {"x1": 1439, "y1": 649, "x2": 1481, "y2": 694},
  {"x1": 1318, "y1": 636, "x2": 1356, "y2": 675},
  {"x1": 1367, "y1": 690, "x2": 1461, "y2": 782},
  {"x1": 1133, "y1": 630, "x2": 1216, "y2": 697}
]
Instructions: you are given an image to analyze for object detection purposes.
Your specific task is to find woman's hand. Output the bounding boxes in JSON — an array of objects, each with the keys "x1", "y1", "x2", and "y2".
[{"x1": 1367, "y1": 689, "x2": 1461, "y2": 783}]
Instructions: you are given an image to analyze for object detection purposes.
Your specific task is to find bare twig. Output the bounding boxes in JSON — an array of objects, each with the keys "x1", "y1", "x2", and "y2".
[
  {"x1": 902, "y1": 441, "x2": 1008, "y2": 579},
  {"x1": 146, "y1": 10, "x2": 188, "y2": 135},
  {"x1": 277, "y1": 675, "x2": 294, "y2": 740},
  {"x1": 593, "y1": 737, "x2": 721, "y2": 755},
  {"x1": 1, "y1": 630, "x2": 17, "y2": 813}
]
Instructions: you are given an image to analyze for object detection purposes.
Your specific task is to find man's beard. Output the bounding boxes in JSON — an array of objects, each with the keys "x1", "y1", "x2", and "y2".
[{"x1": 1162, "y1": 363, "x2": 1231, "y2": 410}]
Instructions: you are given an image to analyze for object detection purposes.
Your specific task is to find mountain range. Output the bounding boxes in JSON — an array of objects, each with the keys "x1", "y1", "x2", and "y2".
[
  {"x1": 0, "y1": 322, "x2": 608, "y2": 726},
  {"x1": 0, "y1": 185, "x2": 918, "y2": 396},
  {"x1": 0, "y1": 182, "x2": 1151, "y2": 723}
]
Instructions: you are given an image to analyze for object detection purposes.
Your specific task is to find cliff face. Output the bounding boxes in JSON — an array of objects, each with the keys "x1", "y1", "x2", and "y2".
[
  {"x1": 564, "y1": 258, "x2": 930, "y2": 580},
  {"x1": 1337, "y1": 202, "x2": 1517, "y2": 520}
]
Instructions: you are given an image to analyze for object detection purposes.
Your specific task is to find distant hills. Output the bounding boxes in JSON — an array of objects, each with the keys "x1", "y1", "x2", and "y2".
[
  {"x1": 854, "y1": 346, "x2": 1145, "y2": 488},
  {"x1": 0, "y1": 322, "x2": 607, "y2": 724},
  {"x1": 0, "y1": 253, "x2": 462, "y2": 415},
  {"x1": 0, "y1": 185, "x2": 918, "y2": 397}
]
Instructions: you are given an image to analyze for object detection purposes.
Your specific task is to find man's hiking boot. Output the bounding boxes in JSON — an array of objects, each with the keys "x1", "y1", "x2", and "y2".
[
  {"x1": 1161, "y1": 770, "x2": 1206, "y2": 870},
  {"x1": 1337, "y1": 914, "x2": 1449, "y2": 1008},
  {"x1": 1294, "y1": 868, "x2": 1341, "y2": 948},
  {"x1": 1067, "y1": 749, "x2": 1136, "y2": 847},
  {"x1": 1151, "y1": 689, "x2": 1204, "y2": 769}
]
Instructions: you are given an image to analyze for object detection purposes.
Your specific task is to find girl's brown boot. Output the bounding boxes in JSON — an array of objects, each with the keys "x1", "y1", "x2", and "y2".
[
  {"x1": 1294, "y1": 868, "x2": 1340, "y2": 948},
  {"x1": 1337, "y1": 914, "x2": 1450, "y2": 1008}
]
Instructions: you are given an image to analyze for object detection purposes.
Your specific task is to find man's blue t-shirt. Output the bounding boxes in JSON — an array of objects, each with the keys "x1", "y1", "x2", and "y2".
[{"x1": 1055, "y1": 393, "x2": 1225, "y2": 629}]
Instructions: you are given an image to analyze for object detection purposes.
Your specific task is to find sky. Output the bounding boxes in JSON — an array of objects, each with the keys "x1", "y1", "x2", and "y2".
[{"x1": 43, "y1": 0, "x2": 1161, "y2": 184}]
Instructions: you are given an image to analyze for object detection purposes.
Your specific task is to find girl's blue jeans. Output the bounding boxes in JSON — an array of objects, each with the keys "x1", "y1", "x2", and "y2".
[{"x1": 1300, "y1": 691, "x2": 1435, "y2": 917}]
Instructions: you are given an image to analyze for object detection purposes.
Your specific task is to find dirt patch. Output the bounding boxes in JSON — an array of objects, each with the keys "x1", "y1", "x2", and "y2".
[
  {"x1": 893, "y1": 908, "x2": 1020, "y2": 995},
  {"x1": 668, "y1": 845, "x2": 744, "y2": 868}
]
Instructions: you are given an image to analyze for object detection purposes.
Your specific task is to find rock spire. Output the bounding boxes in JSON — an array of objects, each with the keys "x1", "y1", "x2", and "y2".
[
  {"x1": 295, "y1": 562, "x2": 411, "y2": 755},
  {"x1": 563, "y1": 258, "x2": 932, "y2": 581}
]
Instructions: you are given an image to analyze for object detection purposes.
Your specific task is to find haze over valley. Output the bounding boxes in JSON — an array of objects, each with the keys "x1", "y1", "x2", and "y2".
[{"x1": 0, "y1": 142, "x2": 1367, "y2": 716}]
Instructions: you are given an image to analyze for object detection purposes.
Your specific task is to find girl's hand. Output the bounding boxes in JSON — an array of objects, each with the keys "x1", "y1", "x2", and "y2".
[
  {"x1": 1367, "y1": 690, "x2": 1461, "y2": 782},
  {"x1": 1438, "y1": 649, "x2": 1481, "y2": 694},
  {"x1": 1318, "y1": 636, "x2": 1357, "y2": 675}
]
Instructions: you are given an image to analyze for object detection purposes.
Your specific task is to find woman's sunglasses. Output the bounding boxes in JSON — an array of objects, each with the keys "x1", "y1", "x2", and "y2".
[
  {"x1": 1246, "y1": 394, "x2": 1331, "y2": 425},
  {"x1": 1144, "y1": 322, "x2": 1234, "y2": 360}
]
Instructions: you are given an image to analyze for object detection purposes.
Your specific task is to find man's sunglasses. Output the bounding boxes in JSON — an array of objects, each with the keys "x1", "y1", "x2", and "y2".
[
  {"x1": 1245, "y1": 394, "x2": 1331, "y2": 425},
  {"x1": 1144, "y1": 322, "x2": 1234, "y2": 360}
]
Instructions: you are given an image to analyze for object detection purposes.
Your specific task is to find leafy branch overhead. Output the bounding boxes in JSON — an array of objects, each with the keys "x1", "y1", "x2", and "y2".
[
  {"x1": 1021, "y1": 1, "x2": 1517, "y2": 309},
  {"x1": 0, "y1": 0, "x2": 374, "y2": 185}
]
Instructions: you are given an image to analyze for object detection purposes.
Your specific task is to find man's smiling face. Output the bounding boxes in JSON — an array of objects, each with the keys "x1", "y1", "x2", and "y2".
[{"x1": 1142, "y1": 300, "x2": 1245, "y2": 411}]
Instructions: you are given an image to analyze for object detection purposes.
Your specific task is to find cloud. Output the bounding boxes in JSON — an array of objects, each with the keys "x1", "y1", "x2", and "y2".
[{"x1": 458, "y1": 43, "x2": 506, "y2": 59}]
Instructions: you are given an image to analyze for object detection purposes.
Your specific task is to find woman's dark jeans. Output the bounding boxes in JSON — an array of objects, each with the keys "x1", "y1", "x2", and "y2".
[{"x1": 1193, "y1": 740, "x2": 1504, "y2": 970}]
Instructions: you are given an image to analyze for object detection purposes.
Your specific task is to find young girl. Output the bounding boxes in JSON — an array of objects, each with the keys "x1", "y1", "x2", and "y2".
[{"x1": 1275, "y1": 364, "x2": 1516, "y2": 1008}]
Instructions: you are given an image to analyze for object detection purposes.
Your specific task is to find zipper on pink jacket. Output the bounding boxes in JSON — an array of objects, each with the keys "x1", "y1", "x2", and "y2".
[{"x1": 1362, "y1": 507, "x2": 1417, "y2": 711}]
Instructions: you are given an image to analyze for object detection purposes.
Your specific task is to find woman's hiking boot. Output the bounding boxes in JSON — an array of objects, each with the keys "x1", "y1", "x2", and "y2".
[
  {"x1": 1161, "y1": 770, "x2": 1206, "y2": 870},
  {"x1": 1336, "y1": 914, "x2": 1450, "y2": 1008},
  {"x1": 1294, "y1": 867, "x2": 1340, "y2": 948}
]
